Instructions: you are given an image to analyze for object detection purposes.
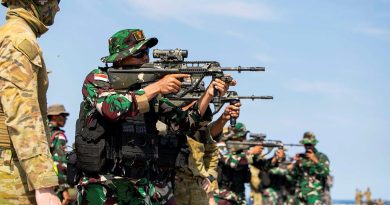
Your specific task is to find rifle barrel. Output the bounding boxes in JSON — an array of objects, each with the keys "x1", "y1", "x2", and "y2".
[
  {"x1": 237, "y1": 95, "x2": 273, "y2": 100},
  {"x1": 221, "y1": 66, "x2": 265, "y2": 72}
]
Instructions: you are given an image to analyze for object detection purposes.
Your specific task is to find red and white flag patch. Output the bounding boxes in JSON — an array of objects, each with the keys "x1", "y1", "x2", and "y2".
[{"x1": 94, "y1": 73, "x2": 109, "y2": 82}]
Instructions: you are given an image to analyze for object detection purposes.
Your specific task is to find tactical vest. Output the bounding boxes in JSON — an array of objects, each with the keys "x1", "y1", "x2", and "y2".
[
  {"x1": 217, "y1": 158, "x2": 250, "y2": 194},
  {"x1": 0, "y1": 105, "x2": 11, "y2": 149},
  {"x1": 75, "y1": 101, "x2": 159, "y2": 177}
]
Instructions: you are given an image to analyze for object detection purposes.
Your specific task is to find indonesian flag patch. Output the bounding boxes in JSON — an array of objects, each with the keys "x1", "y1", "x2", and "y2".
[{"x1": 94, "y1": 73, "x2": 109, "y2": 82}]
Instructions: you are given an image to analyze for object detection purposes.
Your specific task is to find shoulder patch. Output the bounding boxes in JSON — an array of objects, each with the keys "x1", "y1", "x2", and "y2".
[{"x1": 16, "y1": 39, "x2": 39, "y2": 60}]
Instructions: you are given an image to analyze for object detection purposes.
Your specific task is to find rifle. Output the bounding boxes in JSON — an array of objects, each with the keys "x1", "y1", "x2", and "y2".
[
  {"x1": 168, "y1": 91, "x2": 273, "y2": 127},
  {"x1": 106, "y1": 49, "x2": 265, "y2": 100},
  {"x1": 225, "y1": 139, "x2": 303, "y2": 155}
]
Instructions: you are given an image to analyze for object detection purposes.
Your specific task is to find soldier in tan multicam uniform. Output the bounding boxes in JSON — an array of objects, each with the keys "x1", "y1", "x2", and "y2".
[{"x1": 0, "y1": 0, "x2": 61, "y2": 204}]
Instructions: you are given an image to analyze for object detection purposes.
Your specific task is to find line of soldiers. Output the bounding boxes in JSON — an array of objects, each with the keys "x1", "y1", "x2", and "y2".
[
  {"x1": 0, "y1": 1, "x2": 332, "y2": 205},
  {"x1": 213, "y1": 123, "x2": 331, "y2": 205}
]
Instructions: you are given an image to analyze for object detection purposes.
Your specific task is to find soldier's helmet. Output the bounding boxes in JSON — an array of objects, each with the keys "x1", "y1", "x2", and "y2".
[
  {"x1": 299, "y1": 131, "x2": 318, "y2": 145},
  {"x1": 229, "y1": 122, "x2": 248, "y2": 139},
  {"x1": 47, "y1": 104, "x2": 69, "y2": 116},
  {"x1": 101, "y1": 29, "x2": 158, "y2": 63}
]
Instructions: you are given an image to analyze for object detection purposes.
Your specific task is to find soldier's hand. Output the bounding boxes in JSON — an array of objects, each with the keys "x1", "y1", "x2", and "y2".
[
  {"x1": 62, "y1": 190, "x2": 70, "y2": 205},
  {"x1": 157, "y1": 74, "x2": 190, "y2": 94},
  {"x1": 306, "y1": 149, "x2": 319, "y2": 164},
  {"x1": 222, "y1": 102, "x2": 241, "y2": 121},
  {"x1": 275, "y1": 149, "x2": 285, "y2": 159},
  {"x1": 201, "y1": 177, "x2": 212, "y2": 193},
  {"x1": 248, "y1": 145, "x2": 263, "y2": 155},
  {"x1": 206, "y1": 78, "x2": 236, "y2": 97},
  {"x1": 35, "y1": 187, "x2": 61, "y2": 205}
]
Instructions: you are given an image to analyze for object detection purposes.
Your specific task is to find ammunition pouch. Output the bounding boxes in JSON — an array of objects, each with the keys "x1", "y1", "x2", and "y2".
[
  {"x1": 66, "y1": 149, "x2": 79, "y2": 187},
  {"x1": 158, "y1": 133, "x2": 182, "y2": 168}
]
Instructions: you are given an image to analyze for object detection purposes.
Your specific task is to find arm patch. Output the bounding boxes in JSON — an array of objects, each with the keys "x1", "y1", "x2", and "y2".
[{"x1": 15, "y1": 39, "x2": 39, "y2": 61}]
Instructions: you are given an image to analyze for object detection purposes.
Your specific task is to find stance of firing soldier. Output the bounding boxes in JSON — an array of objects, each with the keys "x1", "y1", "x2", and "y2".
[
  {"x1": 246, "y1": 137, "x2": 286, "y2": 205},
  {"x1": 288, "y1": 132, "x2": 330, "y2": 205},
  {"x1": 47, "y1": 104, "x2": 73, "y2": 204},
  {"x1": 214, "y1": 122, "x2": 251, "y2": 205},
  {"x1": 0, "y1": 0, "x2": 61, "y2": 204},
  {"x1": 76, "y1": 29, "x2": 231, "y2": 204},
  {"x1": 174, "y1": 100, "x2": 241, "y2": 205}
]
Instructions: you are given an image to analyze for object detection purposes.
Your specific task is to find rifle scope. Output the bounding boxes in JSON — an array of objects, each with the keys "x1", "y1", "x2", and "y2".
[{"x1": 153, "y1": 49, "x2": 188, "y2": 61}]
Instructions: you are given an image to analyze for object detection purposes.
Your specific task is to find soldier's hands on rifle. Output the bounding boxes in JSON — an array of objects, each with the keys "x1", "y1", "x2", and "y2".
[
  {"x1": 144, "y1": 74, "x2": 190, "y2": 99},
  {"x1": 221, "y1": 102, "x2": 241, "y2": 121},
  {"x1": 206, "y1": 77, "x2": 236, "y2": 97},
  {"x1": 306, "y1": 149, "x2": 319, "y2": 164},
  {"x1": 272, "y1": 149, "x2": 285, "y2": 164},
  {"x1": 247, "y1": 145, "x2": 264, "y2": 155}
]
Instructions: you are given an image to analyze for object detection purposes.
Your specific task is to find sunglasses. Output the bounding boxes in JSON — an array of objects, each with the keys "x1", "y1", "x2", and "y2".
[{"x1": 131, "y1": 48, "x2": 149, "y2": 58}]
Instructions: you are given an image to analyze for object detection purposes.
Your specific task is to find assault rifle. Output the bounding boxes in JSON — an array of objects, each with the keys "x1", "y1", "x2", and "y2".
[
  {"x1": 168, "y1": 91, "x2": 273, "y2": 127},
  {"x1": 106, "y1": 49, "x2": 265, "y2": 100},
  {"x1": 225, "y1": 138, "x2": 303, "y2": 154}
]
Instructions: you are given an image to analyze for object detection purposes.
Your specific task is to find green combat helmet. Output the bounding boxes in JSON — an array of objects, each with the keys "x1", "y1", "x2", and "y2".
[
  {"x1": 47, "y1": 104, "x2": 69, "y2": 116},
  {"x1": 101, "y1": 29, "x2": 158, "y2": 63},
  {"x1": 300, "y1": 131, "x2": 319, "y2": 145},
  {"x1": 229, "y1": 122, "x2": 249, "y2": 139}
]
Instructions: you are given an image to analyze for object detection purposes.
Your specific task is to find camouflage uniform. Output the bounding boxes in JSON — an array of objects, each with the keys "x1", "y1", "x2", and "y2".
[
  {"x1": 0, "y1": 4, "x2": 58, "y2": 204},
  {"x1": 214, "y1": 123, "x2": 250, "y2": 205},
  {"x1": 77, "y1": 29, "x2": 207, "y2": 205},
  {"x1": 175, "y1": 120, "x2": 220, "y2": 205},
  {"x1": 290, "y1": 132, "x2": 330, "y2": 205},
  {"x1": 47, "y1": 104, "x2": 74, "y2": 204}
]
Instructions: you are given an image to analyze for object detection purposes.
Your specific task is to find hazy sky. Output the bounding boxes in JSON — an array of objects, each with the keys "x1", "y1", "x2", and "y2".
[{"x1": 1, "y1": 0, "x2": 389, "y2": 200}]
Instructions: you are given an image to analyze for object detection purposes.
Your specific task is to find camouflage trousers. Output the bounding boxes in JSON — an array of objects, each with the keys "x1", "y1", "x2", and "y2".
[
  {"x1": 214, "y1": 189, "x2": 246, "y2": 205},
  {"x1": 77, "y1": 176, "x2": 176, "y2": 205},
  {"x1": 0, "y1": 149, "x2": 36, "y2": 205},
  {"x1": 174, "y1": 172, "x2": 209, "y2": 205}
]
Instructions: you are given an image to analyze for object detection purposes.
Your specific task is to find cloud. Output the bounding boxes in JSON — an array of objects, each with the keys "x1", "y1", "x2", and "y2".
[
  {"x1": 357, "y1": 26, "x2": 390, "y2": 40},
  {"x1": 125, "y1": 0, "x2": 278, "y2": 26},
  {"x1": 285, "y1": 79, "x2": 353, "y2": 96}
]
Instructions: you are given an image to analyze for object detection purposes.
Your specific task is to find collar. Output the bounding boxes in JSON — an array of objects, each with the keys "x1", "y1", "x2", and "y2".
[{"x1": 6, "y1": 8, "x2": 48, "y2": 37}]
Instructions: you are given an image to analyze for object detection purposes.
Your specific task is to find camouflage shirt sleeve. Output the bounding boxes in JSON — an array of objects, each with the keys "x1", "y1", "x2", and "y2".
[
  {"x1": 0, "y1": 36, "x2": 58, "y2": 190},
  {"x1": 159, "y1": 98, "x2": 212, "y2": 135},
  {"x1": 311, "y1": 152, "x2": 330, "y2": 178},
  {"x1": 49, "y1": 129, "x2": 68, "y2": 184},
  {"x1": 82, "y1": 68, "x2": 148, "y2": 121}
]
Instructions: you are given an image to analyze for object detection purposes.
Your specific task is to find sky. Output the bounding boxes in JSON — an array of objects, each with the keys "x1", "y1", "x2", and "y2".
[{"x1": 1, "y1": 0, "x2": 389, "y2": 200}]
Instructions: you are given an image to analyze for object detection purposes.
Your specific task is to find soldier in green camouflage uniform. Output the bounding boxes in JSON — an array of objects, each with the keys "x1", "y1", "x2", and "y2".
[
  {"x1": 47, "y1": 104, "x2": 75, "y2": 204},
  {"x1": 289, "y1": 132, "x2": 330, "y2": 205},
  {"x1": 76, "y1": 29, "x2": 231, "y2": 205},
  {"x1": 246, "y1": 138, "x2": 287, "y2": 205},
  {"x1": 214, "y1": 122, "x2": 250, "y2": 205},
  {"x1": 0, "y1": 0, "x2": 61, "y2": 204}
]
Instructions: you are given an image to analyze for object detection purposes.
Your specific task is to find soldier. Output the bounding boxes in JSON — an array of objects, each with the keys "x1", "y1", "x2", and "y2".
[
  {"x1": 174, "y1": 101, "x2": 241, "y2": 205},
  {"x1": 47, "y1": 104, "x2": 73, "y2": 204},
  {"x1": 247, "y1": 139, "x2": 287, "y2": 205},
  {"x1": 214, "y1": 122, "x2": 250, "y2": 205},
  {"x1": 0, "y1": 0, "x2": 61, "y2": 204},
  {"x1": 75, "y1": 29, "x2": 231, "y2": 204},
  {"x1": 288, "y1": 132, "x2": 330, "y2": 205}
]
